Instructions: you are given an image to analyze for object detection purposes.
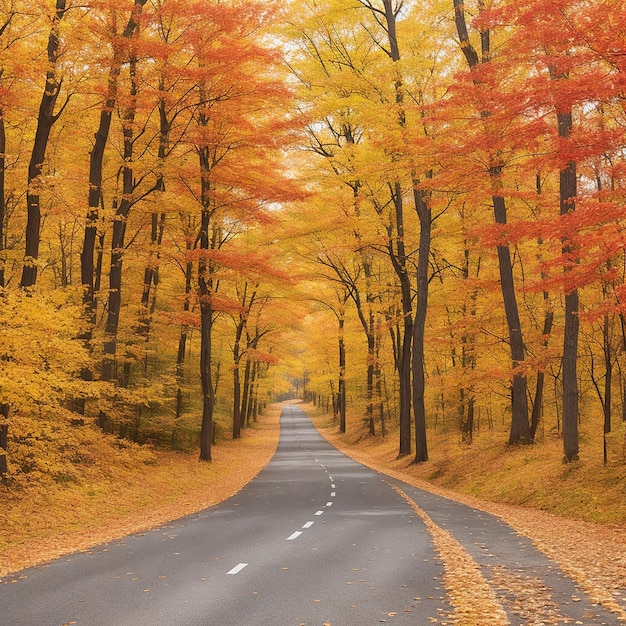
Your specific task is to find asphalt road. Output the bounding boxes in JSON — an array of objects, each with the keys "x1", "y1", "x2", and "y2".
[{"x1": 1, "y1": 405, "x2": 621, "y2": 625}]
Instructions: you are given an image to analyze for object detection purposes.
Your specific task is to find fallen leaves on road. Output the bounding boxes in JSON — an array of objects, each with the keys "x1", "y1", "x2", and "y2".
[
  {"x1": 317, "y1": 416, "x2": 626, "y2": 622},
  {"x1": 389, "y1": 482, "x2": 510, "y2": 625}
]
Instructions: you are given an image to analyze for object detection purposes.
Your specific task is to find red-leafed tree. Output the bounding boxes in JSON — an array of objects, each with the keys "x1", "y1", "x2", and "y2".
[
  {"x1": 475, "y1": 0, "x2": 626, "y2": 460},
  {"x1": 179, "y1": 0, "x2": 299, "y2": 461},
  {"x1": 452, "y1": 0, "x2": 532, "y2": 446}
]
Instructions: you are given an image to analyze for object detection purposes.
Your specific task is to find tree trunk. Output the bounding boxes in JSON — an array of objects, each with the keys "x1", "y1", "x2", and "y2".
[
  {"x1": 558, "y1": 109, "x2": 579, "y2": 462},
  {"x1": 412, "y1": 185, "x2": 431, "y2": 463},
  {"x1": 338, "y1": 310, "x2": 346, "y2": 433},
  {"x1": 198, "y1": 208, "x2": 214, "y2": 462},
  {"x1": 0, "y1": 110, "x2": 6, "y2": 288},
  {"x1": 389, "y1": 184, "x2": 413, "y2": 457},
  {"x1": 603, "y1": 312, "x2": 612, "y2": 465},
  {"x1": 232, "y1": 353, "x2": 241, "y2": 439},
  {"x1": 20, "y1": 0, "x2": 67, "y2": 288},
  {"x1": 99, "y1": 51, "x2": 141, "y2": 431},
  {"x1": 81, "y1": 0, "x2": 146, "y2": 315},
  {"x1": 175, "y1": 251, "x2": 193, "y2": 419},
  {"x1": 0, "y1": 403, "x2": 8, "y2": 486},
  {"x1": 139, "y1": 211, "x2": 165, "y2": 356},
  {"x1": 530, "y1": 306, "x2": 554, "y2": 440},
  {"x1": 492, "y1": 183, "x2": 531, "y2": 444},
  {"x1": 101, "y1": 54, "x2": 137, "y2": 389},
  {"x1": 350, "y1": 263, "x2": 377, "y2": 435},
  {"x1": 242, "y1": 356, "x2": 253, "y2": 426},
  {"x1": 196, "y1": 77, "x2": 217, "y2": 460},
  {"x1": 138, "y1": 87, "x2": 169, "y2": 368},
  {"x1": 453, "y1": 0, "x2": 531, "y2": 445}
]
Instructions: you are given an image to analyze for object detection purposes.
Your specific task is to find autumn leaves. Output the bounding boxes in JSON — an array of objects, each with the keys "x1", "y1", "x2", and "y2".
[
  {"x1": 288, "y1": 0, "x2": 626, "y2": 463},
  {"x1": 2, "y1": 0, "x2": 626, "y2": 485},
  {"x1": 0, "y1": 0, "x2": 298, "y2": 481}
]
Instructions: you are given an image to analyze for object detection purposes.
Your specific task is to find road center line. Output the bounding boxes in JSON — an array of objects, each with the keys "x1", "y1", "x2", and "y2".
[
  {"x1": 326, "y1": 501, "x2": 333, "y2": 507},
  {"x1": 287, "y1": 531, "x2": 302, "y2": 541},
  {"x1": 330, "y1": 491, "x2": 336, "y2": 497},
  {"x1": 302, "y1": 521, "x2": 314, "y2": 528},
  {"x1": 227, "y1": 563, "x2": 248, "y2": 575},
  {"x1": 315, "y1": 510, "x2": 324, "y2": 516}
]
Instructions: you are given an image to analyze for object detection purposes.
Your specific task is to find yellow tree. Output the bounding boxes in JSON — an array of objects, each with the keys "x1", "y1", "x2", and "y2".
[{"x1": 288, "y1": 0, "x2": 454, "y2": 460}]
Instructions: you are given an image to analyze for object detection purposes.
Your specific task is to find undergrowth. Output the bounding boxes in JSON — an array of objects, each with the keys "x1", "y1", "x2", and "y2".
[{"x1": 307, "y1": 404, "x2": 626, "y2": 525}]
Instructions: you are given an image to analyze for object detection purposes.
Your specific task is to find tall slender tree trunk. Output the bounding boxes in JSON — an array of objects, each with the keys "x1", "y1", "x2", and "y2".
[
  {"x1": 458, "y1": 241, "x2": 479, "y2": 443},
  {"x1": 412, "y1": 186, "x2": 430, "y2": 462},
  {"x1": 176, "y1": 235, "x2": 193, "y2": 419},
  {"x1": 338, "y1": 306, "x2": 347, "y2": 433},
  {"x1": 232, "y1": 346, "x2": 242, "y2": 439},
  {"x1": 0, "y1": 403, "x2": 8, "y2": 485},
  {"x1": 603, "y1": 311, "x2": 612, "y2": 465},
  {"x1": 81, "y1": 0, "x2": 146, "y2": 314},
  {"x1": 20, "y1": 0, "x2": 67, "y2": 288},
  {"x1": 531, "y1": 297, "x2": 554, "y2": 440},
  {"x1": 100, "y1": 55, "x2": 139, "y2": 415},
  {"x1": 558, "y1": 107, "x2": 579, "y2": 462},
  {"x1": 139, "y1": 210, "x2": 165, "y2": 372},
  {"x1": 196, "y1": 77, "x2": 216, "y2": 460},
  {"x1": 389, "y1": 184, "x2": 413, "y2": 457},
  {"x1": 0, "y1": 109, "x2": 6, "y2": 289},
  {"x1": 350, "y1": 259, "x2": 377, "y2": 436},
  {"x1": 241, "y1": 355, "x2": 253, "y2": 426},
  {"x1": 249, "y1": 361, "x2": 259, "y2": 424},
  {"x1": 454, "y1": 0, "x2": 531, "y2": 444},
  {"x1": 138, "y1": 87, "x2": 170, "y2": 369},
  {"x1": 492, "y1": 174, "x2": 531, "y2": 444},
  {"x1": 198, "y1": 206, "x2": 215, "y2": 462}
]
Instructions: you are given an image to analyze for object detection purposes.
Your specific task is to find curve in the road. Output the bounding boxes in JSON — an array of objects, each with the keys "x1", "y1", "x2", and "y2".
[{"x1": 1, "y1": 404, "x2": 622, "y2": 626}]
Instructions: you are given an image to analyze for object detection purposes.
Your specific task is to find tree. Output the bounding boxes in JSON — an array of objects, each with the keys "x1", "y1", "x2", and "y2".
[
  {"x1": 20, "y1": 0, "x2": 70, "y2": 288},
  {"x1": 98, "y1": 15, "x2": 162, "y2": 429},
  {"x1": 180, "y1": 0, "x2": 298, "y2": 461},
  {"x1": 231, "y1": 282, "x2": 257, "y2": 439},
  {"x1": 81, "y1": 0, "x2": 148, "y2": 319},
  {"x1": 452, "y1": 0, "x2": 531, "y2": 445}
]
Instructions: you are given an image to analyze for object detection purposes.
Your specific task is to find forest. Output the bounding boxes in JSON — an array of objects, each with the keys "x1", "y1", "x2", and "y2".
[{"x1": 1, "y1": 0, "x2": 626, "y2": 494}]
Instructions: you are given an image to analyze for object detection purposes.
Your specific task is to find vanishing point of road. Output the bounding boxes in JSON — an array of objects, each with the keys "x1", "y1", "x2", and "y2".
[{"x1": 1, "y1": 405, "x2": 621, "y2": 625}]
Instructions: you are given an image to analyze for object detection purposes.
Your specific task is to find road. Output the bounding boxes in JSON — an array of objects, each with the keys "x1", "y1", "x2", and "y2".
[{"x1": 1, "y1": 405, "x2": 621, "y2": 625}]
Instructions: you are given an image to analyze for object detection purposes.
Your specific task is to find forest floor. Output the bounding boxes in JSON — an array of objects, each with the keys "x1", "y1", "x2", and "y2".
[{"x1": 2, "y1": 401, "x2": 626, "y2": 621}]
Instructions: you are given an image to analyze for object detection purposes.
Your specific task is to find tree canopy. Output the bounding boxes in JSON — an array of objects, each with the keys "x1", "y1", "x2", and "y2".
[{"x1": 2, "y1": 0, "x2": 626, "y2": 485}]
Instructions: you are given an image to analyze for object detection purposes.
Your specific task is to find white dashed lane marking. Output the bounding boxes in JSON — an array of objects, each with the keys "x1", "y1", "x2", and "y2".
[
  {"x1": 227, "y1": 563, "x2": 248, "y2": 575},
  {"x1": 315, "y1": 510, "x2": 324, "y2": 516},
  {"x1": 287, "y1": 531, "x2": 302, "y2": 541},
  {"x1": 302, "y1": 521, "x2": 314, "y2": 529}
]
